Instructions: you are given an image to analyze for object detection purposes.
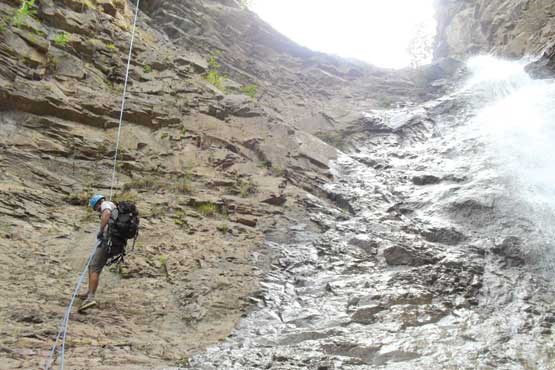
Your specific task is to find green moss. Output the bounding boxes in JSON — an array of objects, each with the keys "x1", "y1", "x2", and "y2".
[
  {"x1": 240, "y1": 84, "x2": 257, "y2": 99},
  {"x1": 53, "y1": 32, "x2": 70, "y2": 47},
  {"x1": 106, "y1": 43, "x2": 117, "y2": 51}
]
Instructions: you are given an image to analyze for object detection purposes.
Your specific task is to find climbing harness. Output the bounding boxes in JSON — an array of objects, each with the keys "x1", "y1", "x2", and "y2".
[{"x1": 44, "y1": 0, "x2": 141, "y2": 368}]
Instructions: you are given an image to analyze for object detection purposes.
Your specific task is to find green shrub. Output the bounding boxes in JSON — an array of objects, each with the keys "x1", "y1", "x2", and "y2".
[
  {"x1": 106, "y1": 43, "x2": 117, "y2": 50},
  {"x1": 205, "y1": 70, "x2": 225, "y2": 90},
  {"x1": 315, "y1": 131, "x2": 347, "y2": 150},
  {"x1": 143, "y1": 64, "x2": 152, "y2": 73},
  {"x1": 0, "y1": 18, "x2": 8, "y2": 33},
  {"x1": 271, "y1": 165, "x2": 285, "y2": 177},
  {"x1": 217, "y1": 222, "x2": 229, "y2": 234},
  {"x1": 12, "y1": 0, "x2": 37, "y2": 27},
  {"x1": 63, "y1": 191, "x2": 89, "y2": 205},
  {"x1": 258, "y1": 160, "x2": 271, "y2": 169},
  {"x1": 175, "y1": 177, "x2": 192, "y2": 194},
  {"x1": 204, "y1": 53, "x2": 226, "y2": 91},
  {"x1": 240, "y1": 84, "x2": 257, "y2": 99},
  {"x1": 53, "y1": 32, "x2": 70, "y2": 47},
  {"x1": 112, "y1": 190, "x2": 139, "y2": 203},
  {"x1": 176, "y1": 357, "x2": 189, "y2": 367},
  {"x1": 173, "y1": 210, "x2": 189, "y2": 227},
  {"x1": 123, "y1": 176, "x2": 164, "y2": 191},
  {"x1": 238, "y1": 178, "x2": 257, "y2": 198},
  {"x1": 196, "y1": 203, "x2": 218, "y2": 216},
  {"x1": 159, "y1": 254, "x2": 170, "y2": 280}
]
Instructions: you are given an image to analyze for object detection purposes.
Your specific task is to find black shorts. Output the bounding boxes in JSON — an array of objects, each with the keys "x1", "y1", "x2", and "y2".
[{"x1": 89, "y1": 237, "x2": 126, "y2": 273}]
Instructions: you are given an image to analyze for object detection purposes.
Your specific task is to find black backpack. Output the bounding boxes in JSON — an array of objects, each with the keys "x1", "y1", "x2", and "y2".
[{"x1": 111, "y1": 201, "x2": 140, "y2": 241}]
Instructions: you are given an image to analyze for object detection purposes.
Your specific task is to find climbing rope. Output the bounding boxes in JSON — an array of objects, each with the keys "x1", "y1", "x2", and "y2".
[
  {"x1": 44, "y1": 241, "x2": 99, "y2": 370},
  {"x1": 109, "y1": 0, "x2": 141, "y2": 201},
  {"x1": 44, "y1": 0, "x2": 141, "y2": 368}
]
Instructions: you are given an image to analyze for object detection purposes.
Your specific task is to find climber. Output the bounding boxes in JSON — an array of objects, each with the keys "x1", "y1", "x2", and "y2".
[{"x1": 78, "y1": 194, "x2": 127, "y2": 312}]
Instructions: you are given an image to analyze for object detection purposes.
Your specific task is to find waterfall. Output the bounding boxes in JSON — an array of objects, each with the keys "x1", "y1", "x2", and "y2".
[{"x1": 465, "y1": 55, "x2": 555, "y2": 268}]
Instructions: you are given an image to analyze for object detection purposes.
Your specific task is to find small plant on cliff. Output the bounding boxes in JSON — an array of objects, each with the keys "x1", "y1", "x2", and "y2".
[
  {"x1": 196, "y1": 203, "x2": 218, "y2": 217},
  {"x1": 238, "y1": 178, "x2": 258, "y2": 198},
  {"x1": 204, "y1": 52, "x2": 226, "y2": 91},
  {"x1": 238, "y1": 0, "x2": 252, "y2": 8},
  {"x1": 12, "y1": 0, "x2": 37, "y2": 27},
  {"x1": 0, "y1": 17, "x2": 8, "y2": 33},
  {"x1": 53, "y1": 32, "x2": 70, "y2": 47},
  {"x1": 240, "y1": 84, "x2": 257, "y2": 99},
  {"x1": 143, "y1": 64, "x2": 152, "y2": 73},
  {"x1": 159, "y1": 254, "x2": 170, "y2": 280}
]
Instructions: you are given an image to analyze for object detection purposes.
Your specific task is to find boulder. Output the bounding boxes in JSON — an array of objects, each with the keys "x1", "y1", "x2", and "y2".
[
  {"x1": 261, "y1": 194, "x2": 287, "y2": 206},
  {"x1": 492, "y1": 236, "x2": 525, "y2": 267},
  {"x1": 383, "y1": 245, "x2": 437, "y2": 266},
  {"x1": 411, "y1": 174, "x2": 441, "y2": 186},
  {"x1": 422, "y1": 226, "x2": 466, "y2": 246},
  {"x1": 525, "y1": 43, "x2": 555, "y2": 79}
]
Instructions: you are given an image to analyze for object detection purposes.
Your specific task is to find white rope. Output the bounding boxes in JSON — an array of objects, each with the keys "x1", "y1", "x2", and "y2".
[
  {"x1": 44, "y1": 241, "x2": 100, "y2": 370},
  {"x1": 45, "y1": 0, "x2": 142, "y2": 368},
  {"x1": 109, "y1": 0, "x2": 141, "y2": 201}
]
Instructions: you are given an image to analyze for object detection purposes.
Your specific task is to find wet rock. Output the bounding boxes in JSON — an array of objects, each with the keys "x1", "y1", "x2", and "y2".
[
  {"x1": 525, "y1": 43, "x2": 555, "y2": 79},
  {"x1": 422, "y1": 226, "x2": 466, "y2": 246},
  {"x1": 383, "y1": 245, "x2": 437, "y2": 266},
  {"x1": 492, "y1": 236, "x2": 525, "y2": 267},
  {"x1": 435, "y1": 0, "x2": 555, "y2": 60},
  {"x1": 234, "y1": 216, "x2": 257, "y2": 228},
  {"x1": 348, "y1": 235, "x2": 378, "y2": 255},
  {"x1": 351, "y1": 304, "x2": 385, "y2": 324},
  {"x1": 412, "y1": 174, "x2": 441, "y2": 185},
  {"x1": 326, "y1": 190, "x2": 355, "y2": 215},
  {"x1": 262, "y1": 194, "x2": 287, "y2": 206},
  {"x1": 221, "y1": 94, "x2": 264, "y2": 118}
]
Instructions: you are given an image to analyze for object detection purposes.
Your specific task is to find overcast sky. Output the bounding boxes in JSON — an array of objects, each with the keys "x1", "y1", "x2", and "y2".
[{"x1": 250, "y1": 0, "x2": 436, "y2": 68}]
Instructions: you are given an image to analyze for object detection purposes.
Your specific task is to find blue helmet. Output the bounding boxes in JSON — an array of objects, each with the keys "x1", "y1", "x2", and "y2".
[{"x1": 89, "y1": 194, "x2": 105, "y2": 209}]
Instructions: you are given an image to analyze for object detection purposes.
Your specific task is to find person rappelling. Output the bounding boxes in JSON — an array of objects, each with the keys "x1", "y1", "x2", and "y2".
[{"x1": 78, "y1": 194, "x2": 139, "y2": 312}]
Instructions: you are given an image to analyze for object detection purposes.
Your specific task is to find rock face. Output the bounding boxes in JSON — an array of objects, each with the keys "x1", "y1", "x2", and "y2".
[
  {"x1": 2, "y1": 0, "x2": 555, "y2": 369},
  {"x1": 434, "y1": 0, "x2": 555, "y2": 77},
  {"x1": 435, "y1": 0, "x2": 555, "y2": 59},
  {"x1": 0, "y1": 0, "x2": 454, "y2": 368},
  {"x1": 186, "y1": 58, "x2": 555, "y2": 370}
]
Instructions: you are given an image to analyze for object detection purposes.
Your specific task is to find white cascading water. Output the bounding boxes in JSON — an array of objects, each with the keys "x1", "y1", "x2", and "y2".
[{"x1": 465, "y1": 56, "x2": 555, "y2": 267}]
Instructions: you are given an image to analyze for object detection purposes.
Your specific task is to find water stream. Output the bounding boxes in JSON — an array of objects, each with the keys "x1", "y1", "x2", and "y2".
[{"x1": 179, "y1": 57, "x2": 555, "y2": 370}]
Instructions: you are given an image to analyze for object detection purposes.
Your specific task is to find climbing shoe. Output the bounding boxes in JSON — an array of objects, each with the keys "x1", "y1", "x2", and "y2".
[{"x1": 78, "y1": 299, "x2": 97, "y2": 312}]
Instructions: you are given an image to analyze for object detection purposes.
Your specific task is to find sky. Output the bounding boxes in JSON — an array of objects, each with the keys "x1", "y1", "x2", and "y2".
[{"x1": 250, "y1": 0, "x2": 436, "y2": 69}]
